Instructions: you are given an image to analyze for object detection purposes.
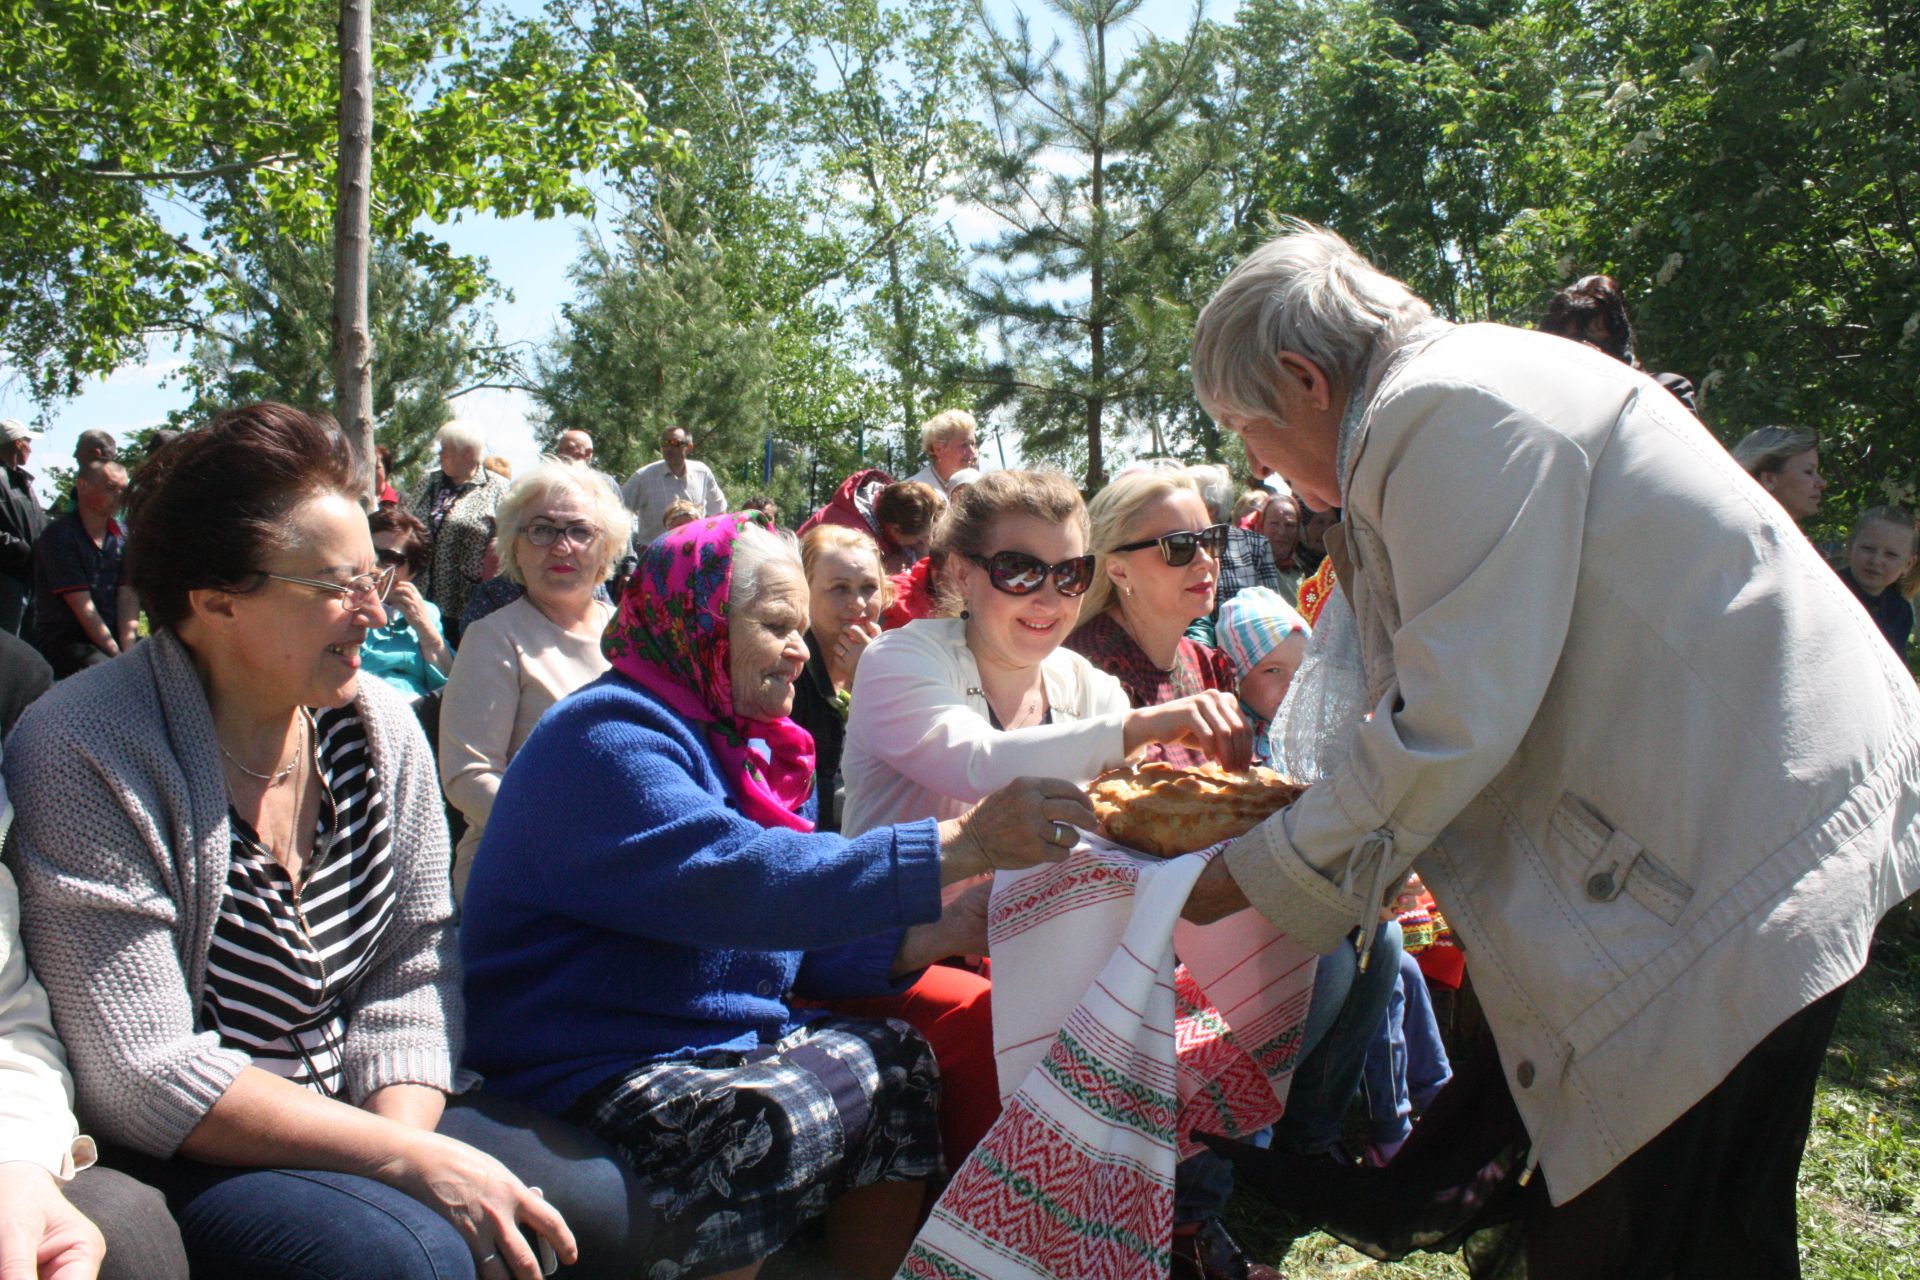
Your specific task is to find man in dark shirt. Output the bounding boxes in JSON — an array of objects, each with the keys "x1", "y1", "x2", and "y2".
[
  {"x1": 31, "y1": 461, "x2": 134, "y2": 677},
  {"x1": 0, "y1": 420, "x2": 49, "y2": 637}
]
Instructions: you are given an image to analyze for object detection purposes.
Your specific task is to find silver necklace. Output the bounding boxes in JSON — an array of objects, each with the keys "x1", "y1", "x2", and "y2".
[{"x1": 219, "y1": 713, "x2": 309, "y2": 785}]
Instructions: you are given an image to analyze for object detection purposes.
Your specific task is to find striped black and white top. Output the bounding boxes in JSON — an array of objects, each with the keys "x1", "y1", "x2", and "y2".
[{"x1": 202, "y1": 706, "x2": 399, "y2": 1096}]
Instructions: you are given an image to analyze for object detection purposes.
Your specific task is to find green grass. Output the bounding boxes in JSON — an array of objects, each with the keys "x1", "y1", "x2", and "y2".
[{"x1": 1233, "y1": 921, "x2": 1920, "y2": 1279}]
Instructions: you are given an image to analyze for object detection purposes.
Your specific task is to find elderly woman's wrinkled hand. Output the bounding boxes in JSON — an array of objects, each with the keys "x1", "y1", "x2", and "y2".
[{"x1": 937, "y1": 777, "x2": 1097, "y2": 881}]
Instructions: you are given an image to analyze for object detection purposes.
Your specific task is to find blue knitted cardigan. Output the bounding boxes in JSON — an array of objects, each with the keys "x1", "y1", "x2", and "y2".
[{"x1": 459, "y1": 670, "x2": 944, "y2": 1114}]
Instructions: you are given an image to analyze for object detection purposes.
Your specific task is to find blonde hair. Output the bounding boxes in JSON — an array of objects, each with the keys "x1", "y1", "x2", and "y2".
[
  {"x1": 931, "y1": 469, "x2": 1088, "y2": 616},
  {"x1": 661, "y1": 498, "x2": 701, "y2": 530},
  {"x1": 496, "y1": 457, "x2": 631, "y2": 586},
  {"x1": 799, "y1": 524, "x2": 894, "y2": 613},
  {"x1": 1731, "y1": 426, "x2": 1819, "y2": 478},
  {"x1": 919, "y1": 407, "x2": 979, "y2": 455},
  {"x1": 1076, "y1": 469, "x2": 1201, "y2": 626}
]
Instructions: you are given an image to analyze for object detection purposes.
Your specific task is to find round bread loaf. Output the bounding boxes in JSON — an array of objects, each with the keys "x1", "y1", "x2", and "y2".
[{"x1": 1088, "y1": 761, "x2": 1307, "y2": 858}]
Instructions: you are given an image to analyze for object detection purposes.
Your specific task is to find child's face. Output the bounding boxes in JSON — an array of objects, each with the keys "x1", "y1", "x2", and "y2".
[
  {"x1": 1238, "y1": 632, "x2": 1309, "y2": 721},
  {"x1": 1850, "y1": 519, "x2": 1918, "y2": 595}
]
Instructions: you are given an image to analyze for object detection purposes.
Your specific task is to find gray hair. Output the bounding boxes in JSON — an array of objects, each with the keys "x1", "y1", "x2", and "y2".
[
  {"x1": 1184, "y1": 463, "x2": 1235, "y2": 524},
  {"x1": 919, "y1": 408, "x2": 978, "y2": 455},
  {"x1": 1731, "y1": 426, "x2": 1820, "y2": 478},
  {"x1": 496, "y1": 457, "x2": 632, "y2": 586},
  {"x1": 730, "y1": 520, "x2": 805, "y2": 611},
  {"x1": 434, "y1": 421, "x2": 489, "y2": 458},
  {"x1": 1192, "y1": 221, "x2": 1433, "y2": 424}
]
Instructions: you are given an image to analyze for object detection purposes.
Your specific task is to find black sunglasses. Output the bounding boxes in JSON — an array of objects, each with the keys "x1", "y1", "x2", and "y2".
[
  {"x1": 964, "y1": 550, "x2": 1097, "y2": 597},
  {"x1": 1111, "y1": 523, "x2": 1229, "y2": 567},
  {"x1": 374, "y1": 547, "x2": 410, "y2": 567}
]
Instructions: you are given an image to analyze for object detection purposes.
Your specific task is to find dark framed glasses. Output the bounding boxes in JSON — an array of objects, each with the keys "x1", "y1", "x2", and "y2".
[
  {"x1": 374, "y1": 547, "x2": 410, "y2": 568},
  {"x1": 1110, "y1": 523, "x2": 1229, "y2": 567},
  {"x1": 964, "y1": 550, "x2": 1097, "y2": 597},
  {"x1": 522, "y1": 521, "x2": 598, "y2": 549}
]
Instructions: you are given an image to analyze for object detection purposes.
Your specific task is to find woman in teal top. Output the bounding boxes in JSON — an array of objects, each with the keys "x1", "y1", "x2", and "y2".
[{"x1": 365, "y1": 507, "x2": 454, "y2": 699}]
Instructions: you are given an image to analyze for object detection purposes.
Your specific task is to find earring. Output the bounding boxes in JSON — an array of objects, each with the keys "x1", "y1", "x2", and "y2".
[
  {"x1": 960, "y1": 608, "x2": 971, "y2": 620},
  {"x1": 1123, "y1": 584, "x2": 1135, "y2": 599}
]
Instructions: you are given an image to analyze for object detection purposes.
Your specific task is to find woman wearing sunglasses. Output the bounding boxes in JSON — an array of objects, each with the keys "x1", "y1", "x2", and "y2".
[
  {"x1": 1067, "y1": 469, "x2": 1251, "y2": 769},
  {"x1": 439, "y1": 457, "x2": 625, "y2": 898},
  {"x1": 838, "y1": 469, "x2": 1247, "y2": 1164},
  {"x1": 2, "y1": 405, "x2": 651, "y2": 1280},
  {"x1": 363, "y1": 506, "x2": 455, "y2": 700}
]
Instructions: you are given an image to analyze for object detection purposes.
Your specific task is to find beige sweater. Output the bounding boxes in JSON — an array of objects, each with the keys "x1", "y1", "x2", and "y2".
[{"x1": 439, "y1": 595, "x2": 612, "y2": 895}]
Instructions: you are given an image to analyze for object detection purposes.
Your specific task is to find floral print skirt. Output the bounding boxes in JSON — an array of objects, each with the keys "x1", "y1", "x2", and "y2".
[{"x1": 567, "y1": 1016, "x2": 942, "y2": 1279}]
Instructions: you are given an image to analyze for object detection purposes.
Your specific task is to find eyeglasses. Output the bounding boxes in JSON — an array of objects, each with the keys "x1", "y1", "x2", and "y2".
[
  {"x1": 1110, "y1": 523, "x2": 1229, "y2": 567},
  {"x1": 374, "y1": 548, "x2": 410, "y2": 568},
  {"x1": 964, "y1": 550, "x2": 1097, "y2": 597},
  {"x1": 263, "y1": 566, "x2": 397, "y2": 609},
  {"x1": 522, "y1": 521, "x2": 598, "y2": 549}
]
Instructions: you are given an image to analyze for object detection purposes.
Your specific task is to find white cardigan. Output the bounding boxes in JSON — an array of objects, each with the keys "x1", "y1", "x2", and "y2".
[
  {"x1": 1, "y1": 756, "x2": 88, "y2": 1177},
  {"x1": 841, "y1": 617, "x2": 1131, "y2": 835}
]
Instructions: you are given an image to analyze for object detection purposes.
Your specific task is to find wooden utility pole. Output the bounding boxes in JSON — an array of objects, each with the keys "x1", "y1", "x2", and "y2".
[{"x1": 333, "y1": 0, "x2": 375, "y2": 502}]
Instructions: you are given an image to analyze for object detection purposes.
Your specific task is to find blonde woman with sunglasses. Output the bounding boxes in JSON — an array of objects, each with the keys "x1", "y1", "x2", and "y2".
[
  {"x1": 842, "y1": 469, "x2": 1250, "y2": 838},
  {"x1": 439, "y1": 458, "x2": 625, "y2": 898},
  {"x1": 1065, "y1": 469, "x2": 1252, "y2": 769},
  {"x1": 837, "y1": 469, "x2": 1245, "y2": 1169}
]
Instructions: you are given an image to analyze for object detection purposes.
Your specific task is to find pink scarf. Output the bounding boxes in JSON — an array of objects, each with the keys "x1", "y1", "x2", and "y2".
[{"x1": 602, "y1": 512, "x2": 817, "y2": 831}]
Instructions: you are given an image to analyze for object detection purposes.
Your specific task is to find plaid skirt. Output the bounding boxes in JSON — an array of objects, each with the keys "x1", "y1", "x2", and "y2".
[{"x1": 567, "y1": 1016, "x2": 942, "y2": 1279}]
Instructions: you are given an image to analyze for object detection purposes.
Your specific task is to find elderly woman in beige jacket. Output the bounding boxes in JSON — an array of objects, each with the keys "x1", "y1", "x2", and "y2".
[
  {"x1": 1184, "y1": 224, "x2": 1920, "y2": 1277},
  {"x1": 439, "y1": 459, "x2": 624, "y2": 896}
]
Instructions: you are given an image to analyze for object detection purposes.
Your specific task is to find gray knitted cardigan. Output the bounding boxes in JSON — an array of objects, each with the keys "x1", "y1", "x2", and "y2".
[{"x1": 1, "y1": 629, "x2": 463, "y2": 1157}]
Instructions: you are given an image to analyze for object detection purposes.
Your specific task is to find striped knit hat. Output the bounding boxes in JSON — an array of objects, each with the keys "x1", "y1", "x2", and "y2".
[{"x1": 1216, "y1": 586, "x2": 1311, "y2": 682}]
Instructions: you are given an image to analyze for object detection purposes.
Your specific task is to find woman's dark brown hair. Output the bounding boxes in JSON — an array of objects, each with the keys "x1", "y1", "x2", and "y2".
[
  {"x1": 1539, "y1": 274, "x2": 1635, "y2": 365},
  {"x1": 126, "y1": 402, "x2": 357, "y2": 631},
  {"x1": 368, "y1": 506, "x2": 431, "y2": 579}
]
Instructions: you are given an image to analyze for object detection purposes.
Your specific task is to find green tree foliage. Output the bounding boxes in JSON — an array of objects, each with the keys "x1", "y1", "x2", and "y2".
[
  {"x1": 1223, "y1": 0, "x2": 1918, "y2": 532},
  {"x1": 536, "y1": 0, "x2": 980, "y2": 501},
  {"x1": 180, "y1": 232, "x2": 509, "y2": 476},
  {"x1": 0, "y1": 0, "x2": 664, "y2": 403},
  {"x1": 1557, "y1": 0, "x2": 1920, "y2": 528},
  {"x1": 966, "y1": 0, "x2": 1229, "y2": 487},
  {"x1": 534, "y1": 208, "x2": 778, "y2": 489}
]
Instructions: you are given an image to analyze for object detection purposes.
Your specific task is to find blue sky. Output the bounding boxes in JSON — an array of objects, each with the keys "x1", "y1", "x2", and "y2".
[{"x1": 1, "y1": 0, "x2": 1216, "y2": 485}]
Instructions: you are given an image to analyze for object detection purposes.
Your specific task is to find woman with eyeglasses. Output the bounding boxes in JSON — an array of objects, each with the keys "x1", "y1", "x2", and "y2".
[
  {"x1": 0, "y1": 404, "x2": 653, "y2": 1280},
  {"x1": 439, "y1": 458, "x2": 624, "y2": 899},
  {"x1": 1066, "y1": 469, "x2": 1252, "y2": 769},
  {"x1": 364, "y1": 506, "x2": 454, "y2": 700}
]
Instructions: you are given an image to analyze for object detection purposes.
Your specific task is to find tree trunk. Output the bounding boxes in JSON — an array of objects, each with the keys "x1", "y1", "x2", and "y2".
[{"x1": 334, "y1": 0, "x2": 376, "y2": 504}]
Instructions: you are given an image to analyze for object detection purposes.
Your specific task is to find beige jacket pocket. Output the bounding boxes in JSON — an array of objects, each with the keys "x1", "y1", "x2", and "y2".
[{"x1": 1549, "y1": 792, "x2": 1694, "y2": 928}]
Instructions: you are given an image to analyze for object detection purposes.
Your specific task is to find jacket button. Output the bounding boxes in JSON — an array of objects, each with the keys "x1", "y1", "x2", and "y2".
[
  {"x1": 755, "y1": 980, "x2": 773, "y2": 996},
  {"x1": 1586, "y1": 873, "x2": 1615, "y2": 900},
  {"x1": 1516, "y1": 1060, "x2": 1536, "y2": 1089}
]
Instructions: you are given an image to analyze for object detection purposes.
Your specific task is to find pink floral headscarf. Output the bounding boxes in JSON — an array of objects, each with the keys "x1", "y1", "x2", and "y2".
[{"x1": 603, "y1": 512, "x2": 817, "y2": 832}]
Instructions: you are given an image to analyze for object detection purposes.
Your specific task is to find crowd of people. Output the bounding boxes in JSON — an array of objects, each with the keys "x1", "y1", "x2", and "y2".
[{"x1": 1, "y1": 223, "x2": 1917, "y2": 1280}]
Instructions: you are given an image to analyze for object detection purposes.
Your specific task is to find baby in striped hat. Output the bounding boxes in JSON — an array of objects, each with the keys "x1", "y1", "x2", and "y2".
[{"x1": 1214, "y1": 586, "x2": 1311, "y2": 765}]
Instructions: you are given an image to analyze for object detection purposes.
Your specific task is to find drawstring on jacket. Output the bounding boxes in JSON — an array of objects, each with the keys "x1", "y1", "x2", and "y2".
[{"x1": 1341, "y1": 827, "x2": 1398, "y2": 973}]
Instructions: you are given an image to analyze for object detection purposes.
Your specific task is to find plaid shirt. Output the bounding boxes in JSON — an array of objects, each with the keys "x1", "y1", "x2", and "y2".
[{"x1": 1215, "y1": 526, "x2": 1283, "y2": 614}]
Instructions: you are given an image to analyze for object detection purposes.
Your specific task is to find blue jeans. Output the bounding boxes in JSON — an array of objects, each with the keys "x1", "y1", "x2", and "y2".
[
  {"x1": 109, "y1": 1092, "x2": 655, "y2": 1280},
  {"x1": 1174, "y1": 921, "x2": 1405, "y2": 1224},
  {"x1": 1361, "y1": 949, "x2": 1454, "y2": 1145}
]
